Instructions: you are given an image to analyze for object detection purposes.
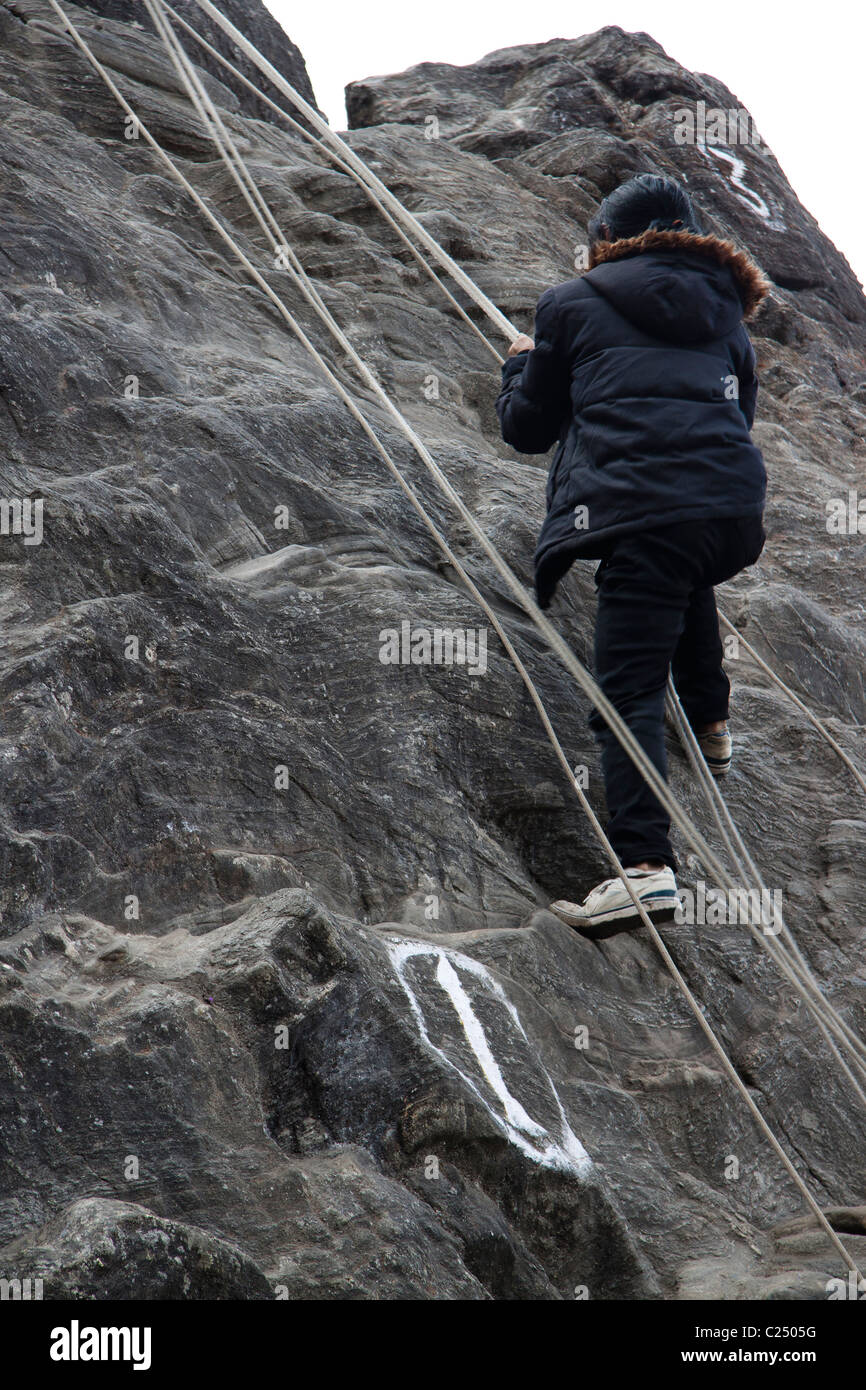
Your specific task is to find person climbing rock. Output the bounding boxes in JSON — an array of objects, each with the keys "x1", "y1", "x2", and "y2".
[{"x1": 496, "y1": 174, "x2": 768, "y2": 938}]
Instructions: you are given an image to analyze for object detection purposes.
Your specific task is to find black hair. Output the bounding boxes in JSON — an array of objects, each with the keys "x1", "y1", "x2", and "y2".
[{"x1": 587, "y1": 174, "x2": 702, "y2": 242}]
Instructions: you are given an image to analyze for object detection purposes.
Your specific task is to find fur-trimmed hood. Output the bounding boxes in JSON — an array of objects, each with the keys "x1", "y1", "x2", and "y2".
[{"x1": 586, "y1": 229, "x2": 770, "y2": 335}]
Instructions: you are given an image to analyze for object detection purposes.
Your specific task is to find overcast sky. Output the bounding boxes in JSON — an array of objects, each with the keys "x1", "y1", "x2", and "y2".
[{"x1": 265, "y1": 0, "x2": 865, "y2": 289}]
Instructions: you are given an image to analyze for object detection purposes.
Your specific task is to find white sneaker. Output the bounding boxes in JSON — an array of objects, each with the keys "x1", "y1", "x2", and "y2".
[
  {"x1": 550, "y1": 866, "x2": 678, "y2": 939},
  {"x1": 697, "y1": 726, "x2": 732, "y2": 776}
]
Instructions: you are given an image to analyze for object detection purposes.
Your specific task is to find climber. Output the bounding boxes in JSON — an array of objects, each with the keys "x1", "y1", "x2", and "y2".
[{"x1": 496, "y1": 174, "x2": 768, "y2": 937}]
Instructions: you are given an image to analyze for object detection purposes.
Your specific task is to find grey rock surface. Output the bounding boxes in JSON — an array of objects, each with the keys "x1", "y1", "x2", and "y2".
[
  {"x1": 0, "y1": 6, "x2": 865, "y2": 1299},
  {"x1": 7, "y1": 0, "x2": 321, "y2": 121}
]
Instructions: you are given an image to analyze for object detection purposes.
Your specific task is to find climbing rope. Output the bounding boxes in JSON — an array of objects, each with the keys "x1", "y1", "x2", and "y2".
[
  {"x1": 666, "y1": 679, "x2": 866, "y2": 1109},
  {"x1": 188, "y1": 0, "x2": 519, "y2": 339},
  {"x1": 42, "y1": 0, "x2": 864, "y2": 1275},
  {"x1": 158, "y1": 0, "x2": 505, "y2": 363}
]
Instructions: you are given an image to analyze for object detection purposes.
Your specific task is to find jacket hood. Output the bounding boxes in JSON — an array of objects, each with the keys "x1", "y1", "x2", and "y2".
[{"x1": 583, "y1": 229, "x2": 770, "y2": 344}]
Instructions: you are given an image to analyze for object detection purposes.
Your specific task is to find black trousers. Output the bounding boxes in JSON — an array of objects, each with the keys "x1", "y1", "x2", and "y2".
[{"x1": 588, "y1": 515, "x2": 765, "y2": 871}]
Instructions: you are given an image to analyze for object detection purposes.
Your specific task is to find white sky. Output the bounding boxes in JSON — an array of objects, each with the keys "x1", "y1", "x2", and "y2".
[{"x1": 265, "y1": 0, "x2": 865, "y2": 289}]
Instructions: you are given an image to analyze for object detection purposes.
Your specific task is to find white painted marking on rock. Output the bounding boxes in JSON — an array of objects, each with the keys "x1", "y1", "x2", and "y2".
[
  {"x1": 434, "y1": 952, "x2": 544, "y2": 1137},
  {"x1": 387, "y1": 939, "x2": 592, "y2": 1175},
  {"x1": 697, "y1": 138, "x2": 782, "y2": 226}
]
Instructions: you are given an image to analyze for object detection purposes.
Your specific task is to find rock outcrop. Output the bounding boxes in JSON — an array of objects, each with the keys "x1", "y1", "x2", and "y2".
[{"x1": 1, "y1": 2, "x2": 865, "y2": 1299}]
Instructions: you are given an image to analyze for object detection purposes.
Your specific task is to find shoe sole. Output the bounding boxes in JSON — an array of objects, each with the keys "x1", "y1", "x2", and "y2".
[
  {"x1": 551, "y1": 892, "x2": 678, "y2": 939},
  {"x1": 704, "y1": 756, "x2": 731, "y2": 776}
]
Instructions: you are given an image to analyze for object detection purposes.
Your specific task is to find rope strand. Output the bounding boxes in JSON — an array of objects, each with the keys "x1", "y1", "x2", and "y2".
[{"x1": 158, "y1": 0, "x2": 505, "y2": 362}]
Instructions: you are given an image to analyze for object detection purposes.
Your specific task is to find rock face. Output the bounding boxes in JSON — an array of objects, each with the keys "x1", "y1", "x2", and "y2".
[
  {"x1": 75, "y1": 0, "x2": 319, "y2": 120},
  {"x1": 1, "y1": 4, "x2": 865, "y2": 1299}
]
